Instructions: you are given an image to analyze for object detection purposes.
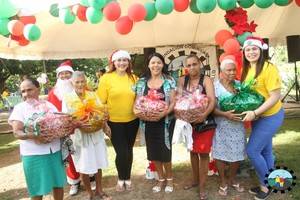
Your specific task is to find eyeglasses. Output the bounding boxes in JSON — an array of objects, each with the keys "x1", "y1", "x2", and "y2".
[{"x1": 186, "y1": 63, "x2": 199, "y2": 67}]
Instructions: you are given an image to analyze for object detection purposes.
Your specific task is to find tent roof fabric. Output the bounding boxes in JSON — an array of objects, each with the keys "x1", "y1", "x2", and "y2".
[{"x1": 0, "y1": 0, "x2": 299, "y2": 60}]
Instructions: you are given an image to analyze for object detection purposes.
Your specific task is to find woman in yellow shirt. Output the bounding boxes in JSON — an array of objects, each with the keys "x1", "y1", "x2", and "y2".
[
  {"x1": 240, "y1": 37, "x2": 284, "y2": 200},
  {"x1": 97, "y1": 50, "x2": 139, "y2": 192}
]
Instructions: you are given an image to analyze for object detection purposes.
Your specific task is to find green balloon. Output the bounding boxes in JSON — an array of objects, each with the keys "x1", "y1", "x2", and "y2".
[
  {"x1": 238, "y1": 0, "x2": 254, "y2": 8},
  {"x1": 274, "y1": 0, "x2": 290, "y2": 6},
  {"x1": 196, "y1": 0, "x2": 217, "y2": 13},
  {"x1": 190, "y1": 0, "x2": 201, "y2": 14},
  {"x1": 0, "y1": 18, "x2": 9, "y2": 36},
  {"x1": 80, "y1": 0, "x2": 90, "y2": 7},
  {"x1": 88, "y1": 0, "x2": 106, "y2": 9},
  {"x1": 0, "y1": 0, "x2": 18, "y2": 18},
  {"x1": 237, "y1": 32, "x2": 252, "y2": 45},
  {"x1": 49, "y1": 4, "x2": 59, "y2": 17},
  {"x1": 218, "y1": 0, "x2": 237, "y2": 10},
  {"x1": 59, "y1": 8, "x2": 76, "y2": 24},
  {"x1": 254, "y1": 0, "x2": 274, "y2": 8},
  {"x1": 86, "y1": 7, "x2": 103, "y2": 24},
  {"x1": 144, "y1": 2, "x2": 157, "y2": 21},
  {"x1": 24, "y1": 24, "x2": 41, "y2": 41},
  {"x1": 155, "y1": 0, "x2": 174, "y2": 15}
]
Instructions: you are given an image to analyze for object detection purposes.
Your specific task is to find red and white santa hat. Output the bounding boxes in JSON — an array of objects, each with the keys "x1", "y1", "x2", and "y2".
[
  {"x1": 243, "y1": 36, "x2": 268, "y2": 50},
  {"x1": 56, "y1": 60, "x2": 74, "y2": 77}
]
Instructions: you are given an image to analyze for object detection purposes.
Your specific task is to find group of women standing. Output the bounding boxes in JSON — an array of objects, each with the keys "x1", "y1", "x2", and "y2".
[{"x1": 9, "y1": 36, "x2": 284, "y2": 200}]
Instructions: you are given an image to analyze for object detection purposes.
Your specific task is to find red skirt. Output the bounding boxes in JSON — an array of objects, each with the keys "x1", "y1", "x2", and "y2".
[{"x1": 192, "y1": 129, "x2": 215, "y2": 153}]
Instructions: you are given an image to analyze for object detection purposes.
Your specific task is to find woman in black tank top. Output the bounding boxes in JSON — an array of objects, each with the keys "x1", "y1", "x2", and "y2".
[{"x1": 178, "y1": 54, "x2": 216, "y2": 200}]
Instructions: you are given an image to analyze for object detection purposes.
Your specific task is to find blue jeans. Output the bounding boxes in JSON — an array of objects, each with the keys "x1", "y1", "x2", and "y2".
[{"x1": 246, "y1": 108, "x2": 284, "y2": 185}]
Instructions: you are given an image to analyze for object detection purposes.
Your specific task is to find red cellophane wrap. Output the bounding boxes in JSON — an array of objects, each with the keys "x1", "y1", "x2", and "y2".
[
  {"x1": 174, "y1": 89, "x2": 209, "y2": 123},
  {"x1": 134, "y1": 89, "x2": 167, "y2": 121},
  {"x1": 25, "y1": 112, "x2": 76, "y2": 143}
]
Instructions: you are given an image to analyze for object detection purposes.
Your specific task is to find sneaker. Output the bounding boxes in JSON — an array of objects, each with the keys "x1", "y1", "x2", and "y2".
[
  {"x1": 249, "y1": 186, "x2": 260, "y2": 195},
  {"x1": 91, "y1": 181, "x2": 96, "y2": 191},
  {"x1": 69, "y1": 184, "x2": 79, "y2": 196},
  {"x1": 254, "y1": 189, "x2": 272, "y2": 200}
]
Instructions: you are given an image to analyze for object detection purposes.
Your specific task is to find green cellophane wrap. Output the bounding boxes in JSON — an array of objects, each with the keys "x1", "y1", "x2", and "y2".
[{"x1": 219, "y1": 80, "x2": 264, "y2": 113}]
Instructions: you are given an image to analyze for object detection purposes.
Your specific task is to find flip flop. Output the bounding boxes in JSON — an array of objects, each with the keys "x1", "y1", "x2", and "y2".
[
  {"x1": 183, "y1": 183, "x2": 198, "y2": 190},
  {"x1": 96, "y1": 192, "x2": 112, "y2": 200}
]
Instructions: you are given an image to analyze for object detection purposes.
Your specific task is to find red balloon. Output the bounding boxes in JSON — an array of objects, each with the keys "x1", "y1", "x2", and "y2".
[
  {"x1": 296, "y1": 0, "x2": 300, "y2": 6},
  {"x1": 19, "y1": 38, "x2": 30, "y2": 46},
  {"x1": 8, "y1": 20, "x2": 24, "y2": 36},
  {"x1": 215, "y1": 29, "x2": 233, "y2": 46},
  {"x1": 219, "y1": 52, "x2": 228, "y2": 62},
  {"x1": 223, "y1": 38, "x2": 240, "y2": 54},
  {"x1": 77, "y1": 5, "x2": 87, "y2": 21},
  {"x1": 115, "y1": 16, "x2": 134, "y2": 35},
  {"x1": 174, "y1": 0, "x2": 189, "y2": 12},
  {"x1": 19, "y1": 16, "x2": 36, "y2": 25},
  {"x1": 128, "y1": 3, "x2": 147, "y2": 22},
  {"x1": 233, "y1": 51, "x2": 243, "y2": 80},
  {"x1": 103, "y1": 2, "x2": 121, "y2": 21}
]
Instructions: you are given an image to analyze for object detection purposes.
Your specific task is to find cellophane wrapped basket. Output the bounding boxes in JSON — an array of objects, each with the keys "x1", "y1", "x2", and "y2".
[
  {"x1": 24, "y1": 112, "x2": 75, "y2": 142},
  {"x1": 219, "y1": 80, "x2": 264, "y2": 113},
  {"x1": 174, "y1": 89, "x2": 209, "y2": 123},
  {"x1": 71, "y1": 98, "x2": 107, "y2": 134},
  {"x1": 134, "y1": 89, "x2": 167, "y2": 121}
]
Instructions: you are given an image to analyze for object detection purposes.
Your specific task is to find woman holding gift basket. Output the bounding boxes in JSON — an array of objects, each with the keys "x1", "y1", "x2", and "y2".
[
  {"x1": 62, "y1": 71, "x2": 111, "y2": 200},
  {"x1": 239, "y1": 37, "x2": 284, "y2": 200},
  {"x1": 134, "y1": 53, "x2": 176, "y2": 193},
  {"x1": 8, "y1": 78, "x2": 72, "y2": 200},
  {"x1": 97, "y1": 50, "x2": 139, "y2": 192},
  {"x1": 177, "y1": 54, "x2": 216, "y2": 200},
  {"x1": 213, "y1": 58, "x2": 246, "y2": 196}
]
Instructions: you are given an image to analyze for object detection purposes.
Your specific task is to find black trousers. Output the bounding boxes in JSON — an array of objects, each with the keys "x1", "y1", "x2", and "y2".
[{"x1": 108, "y1": 118, "x2": 139, "y2": 180}]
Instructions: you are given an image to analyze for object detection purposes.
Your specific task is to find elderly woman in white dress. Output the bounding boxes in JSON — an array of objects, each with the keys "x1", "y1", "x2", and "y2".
[
  {"x1": 62, "y1": 71, "x2": 111, "y2": 200},
  {"x1": 213, "y1": 59, "x2": 246, "y2": 196}
]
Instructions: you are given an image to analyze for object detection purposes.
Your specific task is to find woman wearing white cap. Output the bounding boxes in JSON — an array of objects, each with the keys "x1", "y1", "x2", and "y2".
[
  {"x1": 213, "y1": 58, "x2": 246, "y2": 196},
  {"x1": 239, "y1": 37, "x2": 284, "y2": 200},
  {"x1": 97, "y1": 50, "x2": 139, "y2": 192}
]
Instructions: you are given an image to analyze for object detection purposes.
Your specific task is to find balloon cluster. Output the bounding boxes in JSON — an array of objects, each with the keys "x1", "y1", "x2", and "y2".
[
  {"x1": 0, "y1": 0, "x2": 41, "y2": 46},
  {"x1": 215, "y1": 7, "x2": 258, "y2": 80},
  {"x1": 48, "y1": 0, "x2": 298, "y2": 35}
]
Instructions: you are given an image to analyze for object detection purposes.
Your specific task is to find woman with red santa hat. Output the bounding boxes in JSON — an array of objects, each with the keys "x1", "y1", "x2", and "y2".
[{"x1": 48, "y1": 60, "x2": 81, "y2": 196}]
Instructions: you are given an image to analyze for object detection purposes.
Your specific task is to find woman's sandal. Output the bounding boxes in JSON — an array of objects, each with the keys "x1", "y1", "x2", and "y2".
[
  {"x1": 152, "y1": 179, "x2": 165, "y2": 193},
  {"x1": 115, "y1": 181, "x2": 125, "y2": 192},
  {"x1": 183, "y1": 182, "x2": 198, "y2": 190},
  {"x1": 218, "y1": 185, "x2": 228, "y2": 196},
  {"x1": 199, "y1": 192, "x2": 208, "y2": 200},
  {"x1": 232, "y1": 183, "x2": 244, "y2": 192},
  {"x1": 125, "y1": 181, "x2": 133, "y2": 191},
  {"x1": 165, "y1": 178, "x2": 174, "y2": 193},
  {"x1": 96, "y1": 192, "x2": 112, "y2": 200}
]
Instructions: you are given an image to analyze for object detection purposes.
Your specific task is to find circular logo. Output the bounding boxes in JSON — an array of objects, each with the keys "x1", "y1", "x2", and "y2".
[{"x1": 264, "y1": 166, "x2": 297, "y2": 193}]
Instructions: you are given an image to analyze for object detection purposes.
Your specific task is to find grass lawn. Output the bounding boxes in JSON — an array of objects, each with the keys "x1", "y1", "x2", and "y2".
[{"x1": 0, "y1": 118, "x2": 299, "y2": 199}]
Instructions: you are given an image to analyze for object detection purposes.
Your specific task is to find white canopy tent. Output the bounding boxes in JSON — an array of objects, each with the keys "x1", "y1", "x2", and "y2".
[{"x1": 0, "y1": 0, "x2": 299, "y2": 60}]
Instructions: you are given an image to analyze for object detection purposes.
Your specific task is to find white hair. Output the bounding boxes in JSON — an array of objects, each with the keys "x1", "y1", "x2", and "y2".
[
  {"x1": 220, "y1": 59, "x2": 236, "y2": 71},
  {"x1": 71, "y1": 71, "x2": 85, "y2": 80}
]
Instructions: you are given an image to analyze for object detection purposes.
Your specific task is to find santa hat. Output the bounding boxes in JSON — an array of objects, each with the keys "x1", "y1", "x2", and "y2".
[
  {"x1": 243, "y1": 36, "x2": 268, "y2": 50},
  {"x1": 56, "y1": 60, "x2": 74, "y2": 77},
  {"x1": 220, "y1": 58, "x2": 236, "y2": 71},
  {"x1": 111, "y1": 50, "x2": 131, "y2": 62}
]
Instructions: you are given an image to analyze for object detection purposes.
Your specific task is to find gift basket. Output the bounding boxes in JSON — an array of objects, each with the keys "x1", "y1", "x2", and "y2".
[
  {"x1": 24, "y1": 112, "x2": 75, "y2": 142},
  {"x1": 71, "y1": 98, "x2": 107, "y2": 133},
  {"x1": 134, "y1": 89, "x2": 167, "y2": 121},
  {"x1": 219, "y1": 80, "x2": 264, "y2": 113},
  {"x1": 174, "y1": 88, "x2": 209, "y2": 123}
]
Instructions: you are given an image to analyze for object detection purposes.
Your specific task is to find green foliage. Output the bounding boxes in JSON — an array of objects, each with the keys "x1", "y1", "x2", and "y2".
[{"x1": 0, "y1": 58, "x2": 109, "y2": 94}]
